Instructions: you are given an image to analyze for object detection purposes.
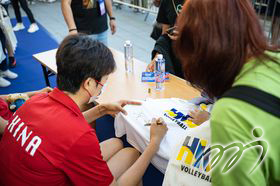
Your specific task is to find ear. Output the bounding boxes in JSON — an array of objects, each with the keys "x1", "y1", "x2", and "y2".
[{"x1": 83, "y1": 77, "x2": 95, "y2": 91}]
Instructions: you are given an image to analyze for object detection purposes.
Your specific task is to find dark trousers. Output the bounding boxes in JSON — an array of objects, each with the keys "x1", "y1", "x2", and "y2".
[
  {"x1": 11, "y1": 0, "x2": 35, "y2": 24},
  {"x1": 0, "y1": 29, "x2": 8, "y2": 71}
]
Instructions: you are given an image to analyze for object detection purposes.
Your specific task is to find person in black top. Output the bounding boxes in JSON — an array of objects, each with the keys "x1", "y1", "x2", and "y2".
[
  {"x1": 157, "y1": 0, "x2": 183, "y2": 33},
  {"x1": 11, "y1": 0, "x2": 39, "y2": 33},
  {"x1": 61, "y1": 0, "x2": 116, "y2": 46},
  {"x1": 146, "y1": 0, "x2": 184, "y2": 78}
]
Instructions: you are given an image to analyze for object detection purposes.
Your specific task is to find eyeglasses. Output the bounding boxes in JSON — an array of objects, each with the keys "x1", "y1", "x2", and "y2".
[{"x1": 95, "y1": 79, "x2": 104, "y2": 87}]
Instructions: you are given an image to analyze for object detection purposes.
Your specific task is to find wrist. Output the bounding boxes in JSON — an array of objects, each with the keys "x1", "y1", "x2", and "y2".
[
  {"x1": 109, "y1": 17, "x2": 116, "y2": 21},
  {"x1": 69, "y1": 28, "x2": 77, "y2": 32},
  {"x1": 149, "y1": 140, "x2": 160, "y2": 152},
  {"x1": 97, "y1": 104, "x2": 107, "y2": 116}
]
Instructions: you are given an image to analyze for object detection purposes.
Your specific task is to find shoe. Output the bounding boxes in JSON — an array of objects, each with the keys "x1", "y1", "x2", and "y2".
[
  {"x1": 13, "y1": 23, "x2": 25, "y2": 31},
  {"x1": 28, "y1": 23, "x2": 39, "y2": 33},
  {"x1": 0, "y1": 77, "x2": 11, "y2": 87},
  {"x1": 0, "y1": 70, "x2": 18, "y2": 79}
]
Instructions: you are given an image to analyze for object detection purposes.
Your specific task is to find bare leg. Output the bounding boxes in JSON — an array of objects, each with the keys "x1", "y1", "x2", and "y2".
[
  {"x1": 5, "y1": 41, "x2": 14, "y2": 57},
  {"x1": 100, "y1": 139, "x2": 142, "y2": 185},
  {"x1": 100, "y1": 138, "x2": 123, "y2": 161},
  {"x1": 107, "y1": 147, "x2": 140, "y2": 179}
]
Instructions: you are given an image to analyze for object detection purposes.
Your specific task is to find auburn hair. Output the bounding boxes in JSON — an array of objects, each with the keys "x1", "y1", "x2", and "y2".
[{"x1": 175, "y1": 0, "x2": 279, "y2": 98}]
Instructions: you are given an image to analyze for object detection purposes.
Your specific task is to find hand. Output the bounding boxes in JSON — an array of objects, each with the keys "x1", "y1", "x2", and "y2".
[
  {"x1": 102, "y1": 100, "x2": 141, "y2": 117},
  {"x1": 189, "y1": 109, "x2": 210, "y2": 125},
  {"x1": 150, "y1": 118, "x2": 168, "y2": 147},
  {"x1": 69, "y1": 30, "x2": 78, "y2": 35},
  {"x1": 39, "y1": 87, "x2": 53, "y2": 93},
  {"x1": 109, "y1": 20, "x2": 116, "y2": 35},
  {"x1": 168, "y1": 30, "x2": 179, "y2": 41},
  {"x1": 146, "y1": 57, "x2": 156, "y2": 72}
]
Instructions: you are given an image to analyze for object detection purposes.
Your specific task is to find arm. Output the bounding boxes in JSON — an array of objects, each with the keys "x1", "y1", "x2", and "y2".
[
  {"x1": 162, "y1": 24, "x2": 170, "y2": 34},
  {"x1": 0, "y1": 117, "x2": 8, "y2": 134},
  {"x1": 83, "y1": 100, "x2": 141, "y2": 123},
  {"x1": 0, "y1": 87, "x2": 53, "y2": 101},
  {"x1": 112, "y1": 118, "x2": 168, "y2": 186},
  {"x1": 146, "y1": 53, "x2": 158, "y2": 72},
  {"x1": 61, "y1": 0, "x2": 78, "y2": 34},
  {"x1": 105, "y1": 0, "x2": 116, "y2": 34},
  {"x1": 83, "y1": 105, "x2": 105, "y2": 124},
  {"x1": 105, "y1": 0, "x2": 114, "y2": 18},
  {"x1": 105, "y1": 0, "x2": 117, "y2": 34}
]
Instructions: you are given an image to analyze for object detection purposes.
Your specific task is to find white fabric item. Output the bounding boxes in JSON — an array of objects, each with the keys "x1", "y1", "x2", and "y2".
[
  {"x1": 163, "y1": 121, "x2": 212, "y2": 186},
  {"x1": 114, "y1": 98, "x2": 211, "y2": 173},
  {"x1": 0, "y1": 5, "x2": 17, "y2": 52}
]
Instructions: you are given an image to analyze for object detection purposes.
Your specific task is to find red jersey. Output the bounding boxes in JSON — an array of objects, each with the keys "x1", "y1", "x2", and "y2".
[{"x1": 0, "y1": 88, "x2": 113, "y2": 186}]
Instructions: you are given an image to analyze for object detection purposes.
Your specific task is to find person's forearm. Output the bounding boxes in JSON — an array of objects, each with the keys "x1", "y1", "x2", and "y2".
[
  {"x1": 117, "y1": 142, "x2": 159, "y2": 186},
  {"x1": 105, "y1": 0, "x2": 114, "y2": 17},
  {"x1": 0, "y1": 117, "x2": 8, "y2": 134},
  {"x1": 83, "y1": 105, "x2": 106, "y2": 123},
  {"x1": 26, "y1": 91, "x2": 41, "y2": 97},
  {"x1": 162, "y1": 24, "x2": 170, "y2": 34},
  {"x1": 0, "y1": 91, "x2": 35, "y2": 101},
  {"x1": 61, "y1": 0, "x2": 77, "y2": 30}
]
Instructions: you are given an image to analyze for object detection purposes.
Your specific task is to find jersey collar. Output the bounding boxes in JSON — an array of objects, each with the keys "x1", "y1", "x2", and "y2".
[{"x1": 49, "y1": 88, "x2": 82, "y2": 117}]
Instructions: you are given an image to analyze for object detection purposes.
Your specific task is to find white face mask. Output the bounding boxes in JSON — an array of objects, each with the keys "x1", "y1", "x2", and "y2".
[{"x1": 88, "y1": 83, "x2": 107, "y2": 103}]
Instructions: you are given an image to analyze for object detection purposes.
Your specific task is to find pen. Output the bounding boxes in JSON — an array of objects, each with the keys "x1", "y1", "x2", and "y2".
[{"x1": 144, "y1": 121, "x2": 163, "y2": 126}]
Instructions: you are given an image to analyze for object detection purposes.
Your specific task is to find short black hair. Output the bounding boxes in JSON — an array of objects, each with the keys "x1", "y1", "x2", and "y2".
[{"x1": 56, "y1": 34, "x2": 116, "y2": 94}]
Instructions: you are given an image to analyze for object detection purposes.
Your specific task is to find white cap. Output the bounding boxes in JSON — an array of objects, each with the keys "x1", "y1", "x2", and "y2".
[
  {"x1": 157, "y1": 54, "x2": 163, "y2": 60},
  {"x1": 125, "y1": 40, "x2": 131, "y2": 45}
]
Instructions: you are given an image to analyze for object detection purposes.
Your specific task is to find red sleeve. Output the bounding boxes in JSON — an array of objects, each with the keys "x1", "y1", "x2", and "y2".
[
  {"x1": 61, "y1": 131, "x2": 114, "y2": 186},
  {"x1": 0, "y1": 98, "x2": 12, "y2": 120}
]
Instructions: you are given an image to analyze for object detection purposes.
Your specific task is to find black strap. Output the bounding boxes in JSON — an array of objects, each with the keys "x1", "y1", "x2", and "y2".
[{"x1": 222, "y1": 85, "x2": 280, "y2": 118}]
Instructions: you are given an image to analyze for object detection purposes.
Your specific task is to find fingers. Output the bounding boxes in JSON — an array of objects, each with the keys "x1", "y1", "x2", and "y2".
[
  {"x1": 189, "y1": 111, "x2": 196, "y2": 118},
  {"x1": 46, "y1": 87, "x2": 53, "y2": 92},
  {"x1": 110, "y1": 22, "x2": 116, "y2": 35},
  {"x1": 151, "y1": 118, "x2": 157, "y2": 124},
  {"x1": 146, "y1": 64, "x2": 153, "y2": 72},
  {"x1": 111, "y1": 27, "x2": 116, "y2": 35},
  {"x1": 168, "y1": 34, "x2": 178, "y2": 41},
  {"x1": 117, "y1": 105, "x2": 128, "y2": 115},
  {"x1": 173, "y1": 30, "x2": 179, "y2": 35},
  {"x1": 150, "y1": 117, "x2": 166, "y2": 125},
  {"x1": 118, "y1": 100, "x2": 142, "y2": 107},
  {"x1": 146, "y1": 60, "x2": 155, "y2": 72},
  {"x1": 188, "y1": 118, "x2": 194, "y2": 122}
]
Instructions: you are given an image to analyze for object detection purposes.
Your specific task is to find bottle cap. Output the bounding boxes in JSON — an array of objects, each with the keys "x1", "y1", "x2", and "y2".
[
  {"x1": 157, "y1": 54, "x2": 163, "y2": 60},
  {"x1": 125, "y1": 40, "x2": 131, "y2": 45}
]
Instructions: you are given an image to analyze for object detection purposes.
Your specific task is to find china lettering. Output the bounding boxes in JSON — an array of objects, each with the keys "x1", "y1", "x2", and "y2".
[
  {"x1": 164, "y1": 108, "x2": 199, "y2": 129},
  {"x1": 177, "y1": 128, "x2": 268, "y2": 175},
  {"x1": 5, "y1": 115, "x2": 42, "y2": 156}
]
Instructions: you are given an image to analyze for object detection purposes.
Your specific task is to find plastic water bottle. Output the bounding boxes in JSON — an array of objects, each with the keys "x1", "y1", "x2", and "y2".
[
  {"x1": 124, "y1": 40, "x2": 134, "y2": 72},
  {"x1": 155, "y1": 54, "x2": 165, "y2": 90}
]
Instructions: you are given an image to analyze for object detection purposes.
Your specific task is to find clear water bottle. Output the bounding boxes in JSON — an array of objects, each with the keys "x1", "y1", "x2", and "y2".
[
  {"x1": 124, "y1": 40, "x2": 134, "y2": 72},
  {"x1": 155, "y1": 54, "x2": 165, "y2": 90}
]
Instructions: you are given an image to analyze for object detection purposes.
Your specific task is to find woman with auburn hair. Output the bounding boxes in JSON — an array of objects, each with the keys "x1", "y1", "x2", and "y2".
[{"x1": 164, "y1": 0, "x2": 280, "y2": 185}]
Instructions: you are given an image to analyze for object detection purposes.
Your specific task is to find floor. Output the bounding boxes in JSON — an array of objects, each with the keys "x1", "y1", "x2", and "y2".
[{"x1": 8, "y1": 0, "x2": 157, "y2": 63}]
